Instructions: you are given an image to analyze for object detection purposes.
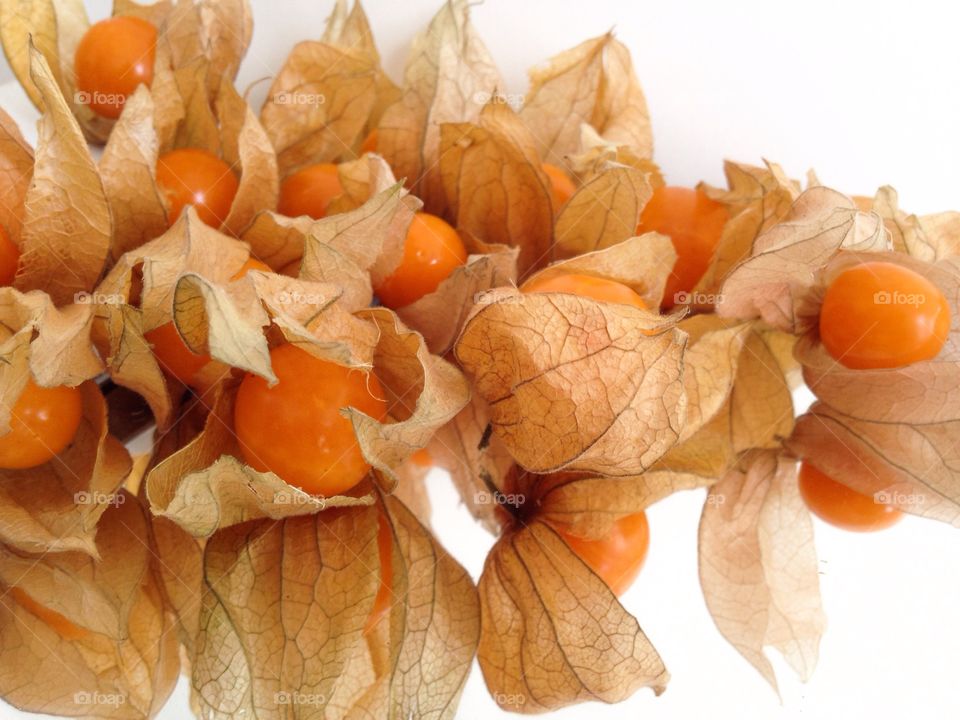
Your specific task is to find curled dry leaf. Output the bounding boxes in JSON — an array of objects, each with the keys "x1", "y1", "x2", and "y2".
[
  {"x1": 336, "y1": 494, "x2": 480, "y2": 718},
  {"x1": 698, "y1": 450, "x2": 825, "y2": 693},
  {"x1": 0, "y1": 107, "x2": 33, "y2": 244},
  {"x1": 553, "y1": 164, "x2": 654, "y2": 261},
  {"x1": 0, "y1": 383, "x2": 129, "y2": 556},
  {"x1": 378, "y1": 0, "x2": 501, "y2": 214},
  {"x1": 439, "y1": 100, "x2": 553, "y2": 275},
  {"x1": 146, "y1": 379, "x2": 373, "y2": 538},
  {"x1": 429, "y1": 394, "x2": 514, "y2": 534},
  {"x1": 718, "y1": 186, "x2": 891, "y2": 332},
  {"x1": 565, "y1": 124, "x2": 663, "y2": 184},
  {"x1": 695, "y1": 160, "x2": 799, "y2": 300},
  {"x1": 347, "y1": 308, "x2": 471, "y2": 481},
  {"x1": 15, "y1": 44, "x2": 112, "y2": 306},
  {"x1": 520, "y1": 33, "x2": 652, "y2": 163},
  {"x1": 478, "y1": 520, "x2": 667, "y2": 713},
  {"x1": 0, "y1": 494, "x2": 180, "y2": 718},
  {"x1": 456, "y1": 287, "x2": 687, "y2": 475}
]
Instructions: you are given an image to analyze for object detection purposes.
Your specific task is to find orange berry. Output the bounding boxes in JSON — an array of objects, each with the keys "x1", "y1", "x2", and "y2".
[
  {"x1": 74, "y1": 16, "x2": 157, "y2": 119},
  {"x1": 819, "y1": 261, "x2": 950, "y2": 369},
  {"x1": 232, "y1": 258, "x2": 272, "y2": 280},
  {"x1": 0, "y1": 225, "x2": 19, "y2": 286},
  {"x1": 360, "y1": 128, "x2": 379, "y2": 155},
  {"x1": 235, "y1": 344, "x2": 388, "y2": 496},
  {"x1": 277, "y1": 163, "x2": 343, "y2": 220},
  {"x1": 523, "y1": 272, "x2": 647, "y2": 309},
  {"x1": 558, "y1": 511, "x2": 650, "y2": 596},
  {"x1": 374, "y1": 213, "x2": 467, "y2": 308},
  {"x1": 541, "y1": 162, "x2": 576, "y2": 210},
  {"x1": 156, "y1": 148, "x2": 239, "y2": 228},
  {"x1": 636, "y1": 186, "x2": 728, "y2": 309},
  {"x1": 798, "y1": 461, "x2": 902, "y2": 532},
  {"x1": 0, "y1": 379, "x2": 83, "y2": 469},
  {"x1": 145, "y1": 322, "x2": 210, "y2": 386}
]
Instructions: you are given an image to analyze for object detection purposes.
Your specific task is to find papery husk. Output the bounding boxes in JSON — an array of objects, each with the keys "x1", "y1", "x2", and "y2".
[
  {"x1": 698, "y1": 451, "x2": 825, "y2": 693},
  {"x1": 0, "y1": 106, "x2": 33, "y2": 245},
  {"x1": 0, "y1": 493, "x2": 180, "y2": 717}
]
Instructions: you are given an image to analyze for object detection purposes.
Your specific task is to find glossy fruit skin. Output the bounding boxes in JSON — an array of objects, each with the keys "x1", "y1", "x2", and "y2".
[
  {"x1": 9, "y1": 587, "x2": 88, "y2": 639},
  {"x1": 365, "y1": 511, "x2": 394, "y2": 634},
  {"x1": 0, "y1": 225, "x2": 19, "y2": 286},
  {"x1": 541, "y1": 162, "x2": 576, "y2": 210},
  {"x1": 360, "y1": 129, "x2": 379, "y2": 155},
  {"x1": 798, "y1": 461, "x2": 902, "y2": 532},
  {"x1": 74, "y1": 16, "x2": 157, "y2": 119},
  {"x1": 145, "y1": 322, "x2": 210, "y2": 386},
  {"x1": 235, "y1": 344, "x2": 389, "y2": 496},
  {"x1": 523, "y1": 272, "x2": 647, "y2": 309},
  {"x1": 819, "y1": 261, "x2": 951, "y2": 369},
  {"x1": 558, "y1": 511, "x2": 650, "y2": 596},
  {"x1": 277, "y1": 163, "x2": 343, "y2": 220},
  {"x1": 636, "y1": 186, "x2": 728, "y2": 309},
  {"x1": 0, "y1": 380, "x2": 83, "y2": 469},
  {"x1": 374, "y1": 213, "x2": 468, "y2": 308},
  {"x1": 156, "y1": 148, "x2": 239, "y2": 228},
  {"x1": 232, "y1": 257, "x2": 272, "y2": 279}
]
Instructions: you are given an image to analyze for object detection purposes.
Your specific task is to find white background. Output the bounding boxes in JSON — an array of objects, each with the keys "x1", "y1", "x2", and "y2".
[{"x1": 2, "y1": 1, "x2": 960, "y2": 718}]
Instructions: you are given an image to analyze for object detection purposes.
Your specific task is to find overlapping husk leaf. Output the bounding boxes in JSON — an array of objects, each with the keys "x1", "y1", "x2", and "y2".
[{"x1": 0, "y1": 0, "x2": 252, "y2": 144}]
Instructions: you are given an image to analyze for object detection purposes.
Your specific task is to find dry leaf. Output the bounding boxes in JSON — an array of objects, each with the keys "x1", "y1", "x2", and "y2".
[
  {"x1": 0, "y1": 107, "x2": 33, "y2": 244},
  {"x1": 478, "y1": 520, "x2": 667, "y2": 713},
  {"x1": 520, "y1": 33, "x2": 652, "y2": 162},
  {"x1": 553, "y1": 164, "x2": 653, "y2": 260},
  {"x1": 0, "y1": 494, "x2": 180, "y2": 717},
  {"x1": 718, "y1": 186, "x2": 890, "y2": 332},
  {"x1": 439, "y1": 100, "x2": 554, "y2": 275},
  {"x1": 16, "y1": 44, "x2": 112, "y2": 306},
  {"x1": 378, "y1": 0, "x2": 501, "y2": 213},
  {"x1": 456, "y1": 288, "x2": 687, "y2": 475},
  {"x1": 698, "y1": 450, "x2": 825, "y2": 692}
]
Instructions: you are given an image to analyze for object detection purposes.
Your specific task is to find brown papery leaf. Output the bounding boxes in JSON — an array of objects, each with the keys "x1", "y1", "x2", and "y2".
[
  {"x1": 147, "y1": 380, "x2": 373, "y2": 538},
  {"x1": 553, "y1": 163, "x2": 654, "y2": 260},
  {"x1": 0, "y1": 107, "x2": 33, "y2": 244},
  {"x1": 696, "y1": 160, "x2": 800, "y2": 299},
  {"x1": 797, "y1": 252, "x2": 960, "y2": 425},
  {"x1": 0, "y1": 383, "x2": 130, "y2": 556},
  {"x1": 523, "y1": 232, "x2": 677, "y2": 311},
  {"x1": 566, "y1": 124, "x2": 664, "y2": 183},
  {"x1": 520, "y1": 33, "x2": 652, "y2": 163},
  {"x1": 100, "y1": 86, "x2": 169, "y2": 259},
  {"x1": 698, "y1": 451, "x2": 825, "y2": 692},
  {"x1": 0, "y1": 495, "x2": 180, "y2": 718},
  {"x1": 16, "y1": 44, "x2": 112, "y2": 305},
  {"x1": 347, "y1": 308, "x2": 471, "y2": 481},
  {"x1": 787, "y1": 402, "x2": 960, "y2": 526},
  {"x1": 430, "y1": 394, "x2": 514, "y2": 534},
  {"x1": 456, "y1": 288, "x2": 687, "y2": 475},
  {"x1": 0, "y1": 0, "x2": 61, "y2": 110},
  {"x1": 718, "y1": 186, "x2": 890, "y2": 333},
  {"x1": 378, "y1": 0, "x2": 501, "y2": 213},
  {"x1": 439, "y1": 100, "x2": 554, "y2": 275},
  {"x1": 149, "y1": 514, "x2": 203, "y2": 655},
  {"x1": 396, "y1": 244, "x2": 519, "y2": 354},
  {"x1": 478, "y1": 520, "x2": 667, "y2": 713},
  {"x1": 261, "y1": 41, "x2": 378, "y2": 174},
  {"x1": 192, "y1": 507, "x2": 381, "y2": 719},
  {"x1": 339, "y1": 494, "x2": 479, "y2": 718},
  {"x1": 199, "y1": 0, "x2": 252, "y2": 84}
]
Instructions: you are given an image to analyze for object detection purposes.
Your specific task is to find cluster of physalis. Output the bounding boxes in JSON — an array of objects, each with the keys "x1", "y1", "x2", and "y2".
[{"x1": 0, "y1": 0, "x2": 954, "y2": 717}]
